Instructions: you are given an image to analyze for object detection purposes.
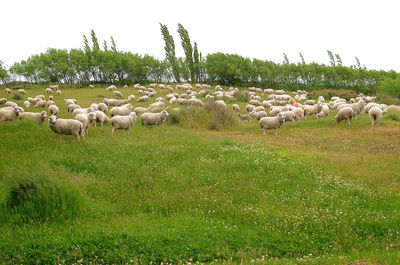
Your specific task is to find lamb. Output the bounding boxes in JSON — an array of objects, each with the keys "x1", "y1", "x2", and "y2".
[
  {"x1": 0, "y1": 106, "x2": 24, "y2": 122},
  {"x1": 134, "y1": 107, "x2": 149, "y2": 116},
  {"x1": 18, "y1": 89, "x2": 27, "y2": 95},
  {"x1": 335, "y1": 107, "x2": 354, "y2": 124},
  {"x1": 232, "y1": 104, "x2": 240, "y2": 112},
  {"x1": 98, "y1": 103, "x2": 108, "y2": 113},
  {"x1": 48, "y1": 115, "x2": 84, "y2": 140},
  {"x1": 259, "y1": 113, "x2": 286, "y2": 136},
  {"x1": 304, "y1": 103, "x2": 322, "y2": 118},
  {"x1": 237, "y1": 113, "x2": 250, "y2": 122},
  {"x1": 72, "y1": 107, "x2": 93, "y2": 118},
  {"x1": 18, "y1": 111, "x2": 47, "y2": 124},
  {"x1": 369, "y1": 107, "x2": 383, "y2": 126},
  {"x1": 137, "y1": 95, "x2": 149, "y2": 102},
  {"x1": 48, "y1": 105, "x2": 59, "y2": 116},
  {"x1": 111, "y1": 112, "x2": 137, "y2": 134},
  {"x1": 110, "y1": 104, "x2": 133, "y2": 117},
  {"x1": 113, "y1": 91, "x2": 123, "y2": 98},
  {"x1": 35, "y1": 100, "x2": 47, "y2": 108},
  {"x1": 67, "y1": 104, "x2": 81, "y2": 113},
  {"x1": 75, "y1": 112, "x2": 96, "y2": 134},
  {"x1": 94, "y1": 110, "x2": 111, "y2": 127},
  {"x1": 140, "y1": 110, "x2": 169, "y2": 126},
  {"x1": 23, "y1": 101, "x2": 30, "y2": 109},
  {"x1": 249, "y1": 110, "x2": 268, "y2": 121},
  {"x1": 280, "y1": 111, "x2": 296, "y2": 122},
  {"x1": 0, "y1": 98, "x2": 6, "y2": 104},
  {"x1": 5, "y1": 88, "x2": 12, "y2": 94},
  {"x1": 316, "y1": 105, "x2": 330, "y2": 118}
]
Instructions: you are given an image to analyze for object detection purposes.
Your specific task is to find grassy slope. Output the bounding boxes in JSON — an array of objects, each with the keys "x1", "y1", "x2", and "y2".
[{"x1": 0, "y1": 86, "x2": 399, "y2": 264}]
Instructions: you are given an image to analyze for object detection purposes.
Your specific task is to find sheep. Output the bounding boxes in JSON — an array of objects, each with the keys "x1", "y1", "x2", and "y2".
[
  {"x1": 214, "y1": 100, "x2": 227, "y2": 112},
  {"x1": 137, "y1": 95, "x2": 149, "y2": 102},
  {"x1": 18, "y1": 111, "x2": 47, "y2": 124},
  {"x1": 259, "y1": 113, "x2": 286, "y2": 136},
  {"x1": 335, "y1": 107, "x2": 354, "y2": 124},
  {"x1": 110, "y1": 104, "x2": 133, "y2": 117},
  {"x1": 18, "y1": 89, "x2": 27, "y2": 95},
  {"x1": 90, "y1": 103, "x2": 99, "y2": 111},
  {"x1": 46, "y1": 100, "x2": 55, "y2": 108},
  {"x1": 128, "y1": 95, "x2": 135, "y2": 101},
  {"x1": 75, "y1": 112, "x2": 96, "y2": 134},
  {"x1": 292, "y1": 107, "x2": 304, "y2": 120},
  {"x1": 318, "y1": 96, "x2": 325, "y2": 103},
  {"x1": 140, "y1": 110, "x2": 169, "y2": 126},
  {"x1": 106, "y1": 85, "x2": 117, "y2": 91},
  {"x1": 148, "y1": 92, "x2": 157, "y2": 97},
  {"x1": 111, "y1": 112, "x2": 137, "y2": 134},
  {"x1": 67, "y1": 104, "x2": 81, "y2": 113},
  {"x1": 49, "y1": 96, "x2": 54, "y2": 101},
  {"x1": 388, "y1": 105, "x2": 400, "y2": 112},
  {"x1": 88, "y1": 84, "x2": 94, "y2": 89},
  {"x1": 64, "y1": 99, "x2": 76, "y2": 105},
  {"x1": 249, "y1": 110, "x2": 268, "y2": 121},
  {"x1": 35, "y1": 95, "x2": 46, "y2": 100},
  {"x1": 48, "y1": 115, "x2": 84, "y2": 140},
  {"x1": 49, "y1": 84, "x2": 59, "y2": 90},
  {"x1": 46, "y1": 88, "x2": 52, "y2": 94},
  {"x1": 280, "y1": 111, "x2": 296, "y2": 122},
  {"x1": 316, "y1": 105, "x2": 330, "y2": 118},
  {"x1": 56, "y1": 90, "x2": 62, "y2": 95},
  {"x1": 364, "y1": 103, "x2": 382, "y2": 113},
  {"x1": 237, "y1": 113, "x2": 250, "y2": 122},
  {"x1": 113, "y1": 91, "x2": 123, "y2": 98},
  {"x1": 123, "y1": 85, "x2": 128, "y2": 89},
  {"x1": 48, "y1": 105, "x2": 59, "y2": 116},
  {"x1": 369, "y1": 107, "x2": 383, "y2": 126},
  {"x1": 72, "y1": 107, "x2": 93, "y2": 118},
  {"x1": 188, "y1": 98, "x2": 204, "y2": 107},
  {"x1": 134, "y1": 107, "x2": 149, "y2": 116},
  {"x1": 35, "y1": 100, "x2": 47, "y2": 108},
  {"x1": 253, "y1": 106, "x2": 265, "y2": 112},
  {"x1": 0, "y1": 106, "x2": 24, "y2": 122},
  {"x1": 5, "y1": 88, "x2": 12, "y2": 94},
  {"x1": 246, "y1": 104, "x2": 255, "y2": 113},
  {"x1": 270, "y1": 107, "x2": 282, "y2": 117},
  {"x1": 304, "y1": 103, "x2": 322, "y2": 118},
  {"x1": 93, "y1": 110, "x2": 110, "y2": 127},
  {"x1": 249, "y1": 99, "x2": 262, "y2": 106},
  {"x1": 232, "y1": 104, "x2": 240, "y2": 112},
  {"x1": 23, "y1": 101, "x2": 30, "y2": 109},
  {"x1": 0, "y1": 98, "x2": 6, "y2": 104},
  {"x1": 149, "y1": 101, "x2": 165, "y2": 111},
  {"x1": 104, "y1": 98, "x2": 129, "y2": 106},
  {"x1": 98, "y1": 103, "x2": 108, "y2": 113}
]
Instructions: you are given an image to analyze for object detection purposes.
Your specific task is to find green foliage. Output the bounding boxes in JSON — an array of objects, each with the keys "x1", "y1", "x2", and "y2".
[
  {"x1": 380, "y1": 76, "x2": 400, "y2": 104},
  {"x1": 159, "y1": 23, "x2": 180, "y2": 83},
  {"x1": 11, "y1": 93, "x2": 22, "y2": 101},
  {"x1": 0, "y1": 60, "x2": 9, "y2": 83},
  {"x1": 177, "y1": 23, "x2": 195, "y2": 82},
  {"x1": 327, "y1": 50, "x2": 335, "y2": 66},
  {"x1": 233, "y1": 91, "x2": 250, "y2": 102},
  {"x1": 309, "y1": 89, "x2": 357, "y2": 100},
  {"x1": 385, "y1": 111, "x2": 400, "y2": 122}
]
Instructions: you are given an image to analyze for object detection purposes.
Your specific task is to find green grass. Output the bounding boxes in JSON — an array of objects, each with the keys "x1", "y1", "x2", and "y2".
[{"x1": 0, "y1": 85, "x2": 400, "y2": 264}]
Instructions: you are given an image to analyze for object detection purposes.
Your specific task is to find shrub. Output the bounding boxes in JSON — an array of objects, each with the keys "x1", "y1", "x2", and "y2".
[
  {"x1": 11, "y1": 93, "x2": 22, "y2": 101},
  {"x1": 309, "y1": 89, "x2": 357, "y2": 100},
  {"x1": 376, "y1": 93, "x2": 398, "y2": 105},
  {"x1": 233, "y1": 91, "x2": 249, "y2": 102},
  {"x1": 385, "y1": 111, "x2": 400, "y2": 122}
]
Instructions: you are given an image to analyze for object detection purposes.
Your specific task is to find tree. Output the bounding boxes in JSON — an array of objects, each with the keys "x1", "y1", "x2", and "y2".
[
  {"x1": 0, "y1": 60, "x2": 9, "y2": 84},
  {"x1": 299, "y1": 52, "x2": 306, "y2": 64},
  {"x1": 193, "y1": 42, "x2": 200, "y2": 82},
  {"x1": 103, "y1": 40, "x2": 108, "y2": 51},
  {"x1": 283, "y1": 53, "x2": 289, "y2": 65},
  {"x1": 335, "y1": 53, "x2": 342, "y2": 66},
  {"x1": 90, "y1": 29, "x2": 100, "y2": 51},
  {"x1": 111, "y1": 36, "x2": 117, "y2": 52},
  {"x1": 327, "y1": 50, "x2": 335, "y2": 66},
  {"x1": 159, "y1": 23, "x2": 180, "y2": 82},
  {"x1": 355, "y1": 57, "x2": 361, "y2": 69},
  {"x1": 380, "y1": 75, "x2": 400, "y2": 104},
  {"x1": 177, "y1": 23, "x2": 194, "y2": 82}
]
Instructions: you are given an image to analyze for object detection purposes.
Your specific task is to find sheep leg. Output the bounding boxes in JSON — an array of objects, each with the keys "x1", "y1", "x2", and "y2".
[
  {"x1": 262, "y1": 128, "x2": 266, "y2": 136},
  {"x1": 112, "y1": 128, "x2": 116, "y2": 134},
  {"x1": 274, "y1": 129, "x2": 278, "y2": 135}
]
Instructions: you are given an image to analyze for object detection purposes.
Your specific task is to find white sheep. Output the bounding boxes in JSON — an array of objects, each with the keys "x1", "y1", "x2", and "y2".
[
  {"x1": 292, "y1": 107, "x2": 304, "y2": 120},
  {"x1": 49, "y1": 96, "x2": 54, "y2": 101},
  {"x1": 94, "y1": 110, "x2": 111, "y2": 127},
  {"x1": 137, "y1": 96, "x2": 149, "y2": 102},
  {"x1": 140, "y1": 110, "x2": 169, "y2": 126},
  {"x1": 335, "y1": 107, "x2": 354, "y2": 124},
  {"x1": 249, "y1": 110, "x2": 268, "y2": 121},
  {"x1": 304, "y1": 103, "x2": 322, "y2": 118},
  {"x1": 23, "y1": 101, "x2": 30, "y2": 109},
  {"x1": 48, "y1": 105, "x2": 59, "y2": 116},
  {"x1": 232, "y1": 104, "x2": 240, "y2": 112},
  {"x1": 88, "y1": 84, "x2": 94, "y2": 89},
  {"x1": 369, "y1": 106, "x2": 383, "y2": 126},
  {"x1": 98, "y1": 103, "x2": 108, "y2": 113},
  {"x1": 56, "y1": 90, "x2": 62, "y2": 95},
  {"x1": 67, "y1": 104, "x2": 81, "y2": 113},
  {"x1": 110, "y1": 104, "x2": 133, "y2": 117},
  {"x1": 90, "y1": 103, "x2": 99, "y2": 111},
  {"x1": 269, "y1": 107, "x2": 282, "y2": 117},
  {"x1": 106, "y1": 85, "x2": 117, "y2": 91},
  {"x1": 35, "y1": 100, "x2": 47, "y2": 108},
  {"x1": 214, "y1": 100, "x2": 227, "y2": 112},
  {"x1": 246, "y1": 104, "x2": 255, "y2": 113},
  {"x1": 316, "y1": 105, "x2": 330, "y2": 118},
  {"x1": 5, "y1": 88, "x2": 12, "y2": 94},
  {"x1": 18, "y1": 111, "x2": 47, "y2": 124},
  {"x1": 253, "y1": 106, "x2": 265, "y2": 112},
  {"x1": 0, "y1": 106, "x2": 24, "y2": 122},
  {"x1": 113, "y1": 91, "x2": 123, "y2": 98},
  {"x1": 128, "y1": 95, "x2": 135, "y2": 101},
  {"x1": 75, "y1": 112, "x2": 96, "y2": 134},
  {"x1": 111, "y1": 112, "x2": 137, "y2": 134},
  {"x1": 259, "y1": 113, "x2": 286, "y2": 136},
  {"x1": 64, "y1": 99, "x2": 77, "y2": 106},
  {"x1": 280, "y1": 111, "x2": 296, "y2": 122},
  {"x1": 46, "y1": 88, "x2": 52, "y2": 94},
  {"x1": 123, "y1": 85, "x2": 128, "y2": 89},
  {"x1": 46, "y1": 100, "x2": 55, "y2": 108},
  {"x1": 134, "y1": 107, "x2": 149, "y2": 116},
  {"x1": 0, "y1": 98, "x2": 6, "y2": 104},
  {"x1": 72, "y1": 107, "x2": 92, "y2": 118},
  {"x1": 48, "y1": 115, "x2": 84, "y2": 140},
  {"x1": 5, "y1": 101, "x2": 18, "y2": 108},
  {"x1": 18, "y1": 89, "x2": 27, "y2": 95}
]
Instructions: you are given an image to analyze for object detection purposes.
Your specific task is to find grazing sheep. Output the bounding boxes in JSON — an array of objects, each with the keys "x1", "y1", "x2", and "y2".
[
  {"x1": 128, "y1": 95, "x2": 135, "y2": 101},
  {"x1": 316, "y1": 105, "x2": 330, "y2": 118},
  {"x1": 140, "y1": 110, "x2": 169, "y2": 126},
  {"x1": 304, "y1": 100, "x2": 315, "y2": 105},
  {"x1": 67, "y1": 104, "x2": 81, "y2": 113},
  {"x1": 249, "y1": 99, "x2": 262, "y2": 106},
  {"x1": 0, "y1": 98, "x2": 7, "y2": 104},
  {"x1": 364, "y1": 103, "x2": 382, "y2": 113},
  {"x1": 64, "y1": 99, "x2": 77, "y2": 106},
  {"x1": 111, "y1": 112, "x2": 137, "y2": 134},
  {"x1": 249, "y1": 110, "x2": 268, "y2": 121},
  {"x1": 46, "y1": 100, "x2": 55, "y2": 108},
  {"x1": 23, "y1": 101, "x2": 30, "y2": 109},
  {"x1": 106, "y1": 85, "x2": 117, "y2": 91},
  {"x1": 88, "y1": 84, "x2": 94, "y2": 89},
  {"x1": 270, "y1": 107, "x2": 282, "y2": 117},
  {"x1": 304, "y1": 103, "x2": 322, "y2": 118},
  {"x1": 18, "y1": 111, "x2": 47, "y2": 124},
  {"x1": 56, "y1": 90, "x2": 62, "y2": 95},
  {"x1": 94, "y1": 110, "x2": 110, "y2": 127},
  {"x1": 232, "y1": 104, "x2": 240, "y2": 112},
  {"x1": 35, "y1": 95, "x2": 46, "y2": 100},
  {"x1": 35, "y1": 100, "x2": 47, "y2": 108},
  {"x1": 75, "y1": 112, "x2": 96, "y2": 134},
  {"x1": 5, "y1": 88, "x2": 12, "y2": 94},
  {"x1": 18, "y1": 89, "x2": 27, "y2": 95},
  {"x1": 48, "y1": 96, "x2": 54, "y2": 101},
  {"x1": 253, "y1": 106, "x2": 265, "y2": 112},
  {"x1": 113, "y1": 91, "x2": 123, "y2": 98},
  {"x1": 72, "y1": 107, "x2": 93, "y2": 118},
  {"x1": 46, "y1": 88, "x2": 52, "y2": 94},
  {"x1": 49, "y1": 84, "x2": 59, "y2": 90},
  {"x1": 138, "y1": 95, "x2": 149, "y2": 102},
  {"x1": 369, "y1": 107, "x2": 383, "y2": 126},
  {"x1": 237, "y1": 113, "x2": 250, "y2": 122},
  {"x1": 246, "y1": 104, "x2": 255, "y2": 113},
  {"x1": 104, "y1": 98, "x2": 129, "y2": 106},
  {"x1": 134, "y1": 107, "x2": 149, "y2": 116},
  {"x1": 214, "y1": 100, "x2": 227, "y2": 112},
  {"x1": 48, "y1": 105, "x2": 59, "y2": 116},
  {"x1": 5, "y1": 101, "x2": 18, "y2": 108},
  {"x1": 98, "y1": 103, "x2": 108, "y2": 113},
  {"x1": 48, "y1": 115, "x2": 84, "y2": 140},
  {"x1": 188, "y1": 98, "x2": 204, "y2": 107},
  {"x1": 0, "y1": 106, "x2": 24, "y2": 122},
  {"x1": 388, "y1": 105, "x2": 400, "y2": 112},
  {"x1": 110, "y1": 104, "x2": 133, "y2": 117},
  {"x1": 259, "y1": 113, "x2": 286, "y2": 136},
  {"x1": 281, "y1": 111, "x2": 296, "y2": 122},
  {"x1": 90, "y1": 103, "x2": 99, "y2": 111},
  {"x1": 292, "y1": 107, "x2": 304, "y2": 120},
  {"x1": 123, "y1": 85, "x2": 128, "y2": 89},
  {"x1": 335, "y1": 107, "x2": 354, "y2": 124},
  {"x1": 149, "y1": 101, "x2": 165, "y2": 111},
  {"x1": 148, "y1": 91, "x2": 157, "y2": 97}
]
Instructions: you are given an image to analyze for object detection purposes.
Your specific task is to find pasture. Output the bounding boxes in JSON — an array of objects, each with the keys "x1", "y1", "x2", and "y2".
[{"x1": 0, "y1": 85, "x2": 399, "y2": 264}]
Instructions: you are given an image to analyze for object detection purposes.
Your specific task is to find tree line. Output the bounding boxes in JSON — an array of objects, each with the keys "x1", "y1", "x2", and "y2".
[{"x1": 2, "y1": 26, "x2": 398, "y2": 94}]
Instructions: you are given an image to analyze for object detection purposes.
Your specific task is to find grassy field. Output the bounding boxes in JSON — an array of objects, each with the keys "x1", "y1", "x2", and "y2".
[{"x1": 0, "y1": 85, "x2": 399, "y2": 264}]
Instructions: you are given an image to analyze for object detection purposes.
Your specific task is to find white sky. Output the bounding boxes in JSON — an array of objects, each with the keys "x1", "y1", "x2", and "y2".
[{"x1": 1, "y1": 0, "x2": 400, "y2": 71}]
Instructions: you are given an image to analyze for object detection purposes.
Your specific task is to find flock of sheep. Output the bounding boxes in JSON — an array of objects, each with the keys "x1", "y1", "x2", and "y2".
[{"x1": 1, "y1": 83, "x2": 399, "y2": 140}]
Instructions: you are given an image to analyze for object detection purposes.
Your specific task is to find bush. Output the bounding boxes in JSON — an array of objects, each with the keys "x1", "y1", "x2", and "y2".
[
  {"x1": 376, "y1": 93, "x2": 398, "y2": 105},
  {"x1": 233, "y1": 91, "x2": 250, "y2": 102},
  {"x1": 309, "y1": 89, "x2": 357, "y2": 100},
  {"x1": 1, "y1": 176, "x2": 84, "y2": 223},
  {"x1": 385, "y1": 111, "x2": 400, "y2": 122},
  {"x1": 11, "y1": 93, "x2": 22, "y2": 101}
]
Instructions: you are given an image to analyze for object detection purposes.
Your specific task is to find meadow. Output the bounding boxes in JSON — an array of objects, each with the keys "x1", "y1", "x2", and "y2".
[{"x1": 0, "y1": 85, "x2": 399, "y2": 264}]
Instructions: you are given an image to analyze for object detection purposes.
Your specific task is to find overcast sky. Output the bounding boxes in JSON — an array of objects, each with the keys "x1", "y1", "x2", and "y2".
[{"x1": 1, "y1": 0, "x2": 400, "y2": 71}]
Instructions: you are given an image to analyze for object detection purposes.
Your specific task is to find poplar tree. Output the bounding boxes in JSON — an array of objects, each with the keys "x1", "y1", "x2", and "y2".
[
  {"x1": 335, "y1": 53, "x2": 342, "y2": 66},
  {"x1": 177, "y1": 23, "x2": 194, "y2": 82},
  {"x1": 327, "y1": 50, "x2": 335, "y2": 66},
  {"x1": 159, "y1": 23, "x2": 180, "y2": 82},
  {"x1": 111, "y1": 36, "x2": 117, "y2": 52},
  {"x1": 103, "y1": 40, "x2": 108, "y2": 51},
  {"x1": 193, "y1": 42, "x2": 200, "y2": 82},
  {"x1": 283, "y1": 53, "x2": 289, "y2": 64},
  {"x1": 90, "y1": 29, "x2": 100, "y2": 51},
  {"x1": 355, "y1": 57, "x2": 361, "y2": 69},
  {"x1": 299, "y1": 52, "x2": 306, "y2": 64}
]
